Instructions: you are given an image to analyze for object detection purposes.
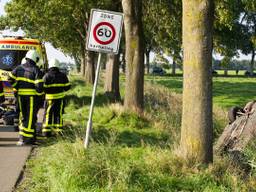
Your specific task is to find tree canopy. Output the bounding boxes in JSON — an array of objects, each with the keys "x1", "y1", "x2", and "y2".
[{"x1": 1, "y1": 0, "x2": 115, "y2": 59}]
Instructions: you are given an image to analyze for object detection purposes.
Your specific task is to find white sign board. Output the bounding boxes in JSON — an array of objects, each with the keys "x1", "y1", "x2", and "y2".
[{"x1": 86, "y1": 9, "x2": 124, "y2": 54}]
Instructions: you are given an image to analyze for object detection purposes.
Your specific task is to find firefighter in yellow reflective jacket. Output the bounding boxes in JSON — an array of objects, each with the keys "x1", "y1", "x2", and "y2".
[
  {"x1": 8, "y1": 50, "x2": 44, "y2": 145},
  {"x1": 42, "y1": 59, "x2": 70, "y2": 137}
]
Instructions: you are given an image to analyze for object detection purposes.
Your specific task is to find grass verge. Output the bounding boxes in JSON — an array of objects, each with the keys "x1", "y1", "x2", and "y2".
[{"x1": 16, "y1": 75, "x2": 256, "y2": 192}]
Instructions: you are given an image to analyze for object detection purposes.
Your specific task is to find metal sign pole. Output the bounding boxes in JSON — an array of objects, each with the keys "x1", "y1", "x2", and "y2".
[{"x1": 84, "y1": 53, "x2": 102, "y2": 149}]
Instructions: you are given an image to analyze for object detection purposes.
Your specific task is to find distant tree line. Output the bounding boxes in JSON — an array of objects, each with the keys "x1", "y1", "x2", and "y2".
[{"x1": 213, "y1": 59, "x2": 253, "y2": 71}]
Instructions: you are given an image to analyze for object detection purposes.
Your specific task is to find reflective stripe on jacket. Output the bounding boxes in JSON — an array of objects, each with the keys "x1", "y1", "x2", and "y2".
[{"x1": 8, "y1": 60, "x2": 44, "y2": 96}]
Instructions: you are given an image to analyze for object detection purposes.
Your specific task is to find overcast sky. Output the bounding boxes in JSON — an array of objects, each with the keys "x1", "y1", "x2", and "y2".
[{"x1": 0, "y1": 0, "x2": 74, "y2": 63}]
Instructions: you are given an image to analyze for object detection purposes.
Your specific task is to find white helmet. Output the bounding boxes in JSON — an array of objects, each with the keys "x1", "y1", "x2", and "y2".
[
  {"x1": 25, "y1": 50, "x2": 40, "y2": 63},
  {"x1": 48, "y1": 58, "x2": 60, "y2": 68},
  {"x1": 21, "y1": 57, "x2": 26, "y2": 65}
]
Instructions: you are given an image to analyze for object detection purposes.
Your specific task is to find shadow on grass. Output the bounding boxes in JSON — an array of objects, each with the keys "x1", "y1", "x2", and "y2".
[
  {"x1": 91, "y1": 127, "x2": 170, "y2": 148},
  {"x1": 153, "y1": 79, "x2": 183, "y2": 93},
  {"x1": 38, "y1": 136, "x2": 60, "y2": 147},
  {"x1": 70, "y1": 79, "x2": 86, "y2": 89},
  {"x1": 65, "y1": 93, "x2": 112, "y2": 108},
  {"x1": 213, "y1": 81, "x2": 256, "y2": 108},
  {"x1": 54, "y1": 125, "x2": 170, "y2": 148}
]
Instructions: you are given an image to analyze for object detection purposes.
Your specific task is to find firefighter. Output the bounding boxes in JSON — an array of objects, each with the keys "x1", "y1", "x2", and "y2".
[
  {"x1": 14, "y1": 57, "x2": 27, "y2": 114},
  {"x1": 42, "y1": 59, "x2": 70, "y2": 137},
  {"x1": 8, "y1": 50, "x2": 44, "y2": 145},
  {"x1": 0, "y1": 76, "x2": 5, "y2": 104}
]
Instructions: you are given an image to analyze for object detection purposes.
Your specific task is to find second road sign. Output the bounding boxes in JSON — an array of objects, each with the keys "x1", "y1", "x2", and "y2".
[{"x1": 86, "y1": 9, "x2": 124, "y2": 54}]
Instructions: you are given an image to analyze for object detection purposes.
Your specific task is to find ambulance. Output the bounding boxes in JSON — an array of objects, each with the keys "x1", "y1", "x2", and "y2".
[{"x1": 0, "y1": 36, "x2": 48, "y2": 100}]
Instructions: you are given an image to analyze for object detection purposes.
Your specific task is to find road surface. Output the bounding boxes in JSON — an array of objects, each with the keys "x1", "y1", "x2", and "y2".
[{"x1": 0, "y1": 108, "x2": 44, "y2": 192}]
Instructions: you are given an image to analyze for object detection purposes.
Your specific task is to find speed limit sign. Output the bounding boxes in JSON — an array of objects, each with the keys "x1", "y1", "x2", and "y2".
[
  {"x1": 84, "y1": 9, "x2": 124, "y2": 148},
  {"x1": 86, "y1": 9, "x2": 123, "y2": 54}
]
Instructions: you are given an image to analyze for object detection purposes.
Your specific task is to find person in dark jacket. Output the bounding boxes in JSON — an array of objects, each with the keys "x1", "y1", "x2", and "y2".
[
  {"x1": 0, "y1": 76, "x2": 5, "y2": 104},
  {"x1": 8, "y1": 50, "x2": 44, "y2": 145},
  {"x1": 42, "y1": 59, "x2": 70, "y2": 137}
]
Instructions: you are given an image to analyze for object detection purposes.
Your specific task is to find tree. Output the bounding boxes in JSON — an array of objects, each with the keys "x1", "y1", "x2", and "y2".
[
  {"x1": 143, "y1": 0, "x2": 182, "y2": 74},
  {"x1": 104, "y1": 54, "x2": 121, "y2": 101},
  {"x1": 85, "y1": 51, "x2": 95, "y2": 84},
  {"x1": 103, "y1": 0, "x2": 122, "y2": 101},
  {"x1": 214, "y1": 0, "x2": 256, "y2": 76},
  {"x1": 214, "y1": 0, "x2": 243, "y2": 74},
  {"x1": 1, "y1": 0, "x2": 114, "y2": 83},
  {"x1": 239, "y1": 10, "x2": 256, "y2": 76},
  {"x1": 122, "y1": 0, "x2": 144, "y2": 113},
  {"x1": 180, "y1": 0, "x2": 214, "y2": 163},
  {"x1": 222, "y1": 56, "x2": 232, "y2": 76}
]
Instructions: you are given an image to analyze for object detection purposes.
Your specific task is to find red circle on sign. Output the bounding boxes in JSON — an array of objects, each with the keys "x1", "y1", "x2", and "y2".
[{"x1": 93, "y1": 22, "x2": 116, "y2": 45}]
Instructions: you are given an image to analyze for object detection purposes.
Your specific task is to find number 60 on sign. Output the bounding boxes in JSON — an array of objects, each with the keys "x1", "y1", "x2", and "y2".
[{"x1": 86, "y1": 9, "x2": 124, "y2": 54}]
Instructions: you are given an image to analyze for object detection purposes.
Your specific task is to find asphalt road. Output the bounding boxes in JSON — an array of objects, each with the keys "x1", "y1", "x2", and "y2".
[
  {"x1": 0, "y1": 108, "x2": 44, "y2": 192},
  {"x1": 0, "y1": 130, "x2": 32, "y2": 192}
]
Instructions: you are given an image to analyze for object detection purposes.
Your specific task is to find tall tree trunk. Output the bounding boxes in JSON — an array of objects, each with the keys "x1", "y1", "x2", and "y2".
[
  {"x1": 104, "y1": 54, "x2": 121, "y2": 101},
  {"x1": 180, "y1": 0, "x2": 214, "y2": 163},
  {"x1": 85, "y1": 51, "x2": 95, "y2": 84},
  {"x1": 224, "y1": 68, "x2": 228, "y2": 76},
  {"x1": 121, "y1": 51, "x2": 126, "y2": 73},
  {"x1": 172, "y1": 60, "x2": 176, "y2": 75},
  {"x1": 80, "y1": 57, "x2": 85, "y2": 76},
  {"x1": 249, "y1": 48, "x2": 255, "y2": 77},
  {"x1": 145, "y1": 49, "x2": 150, "y2": 74},
  {"x1": 80, "y1": 52, "x2": 87, "y2": 77},
  {"x1": 73, "y1": 54, "x2": 81, "y2": 74},
  {"x1": 122, "y1": 0, "x2": 144, "y2": 113},
  {"x1": 101, "y1": 54, "x2": 107, "y2": 70}
]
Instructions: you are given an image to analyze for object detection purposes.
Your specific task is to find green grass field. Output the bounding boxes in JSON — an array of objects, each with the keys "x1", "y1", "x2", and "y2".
[
  {"x1": 17, "y1": 74, "x2": 256, "y2": 192},
  {"x1": 147, "y1": 75, "x2": 256, "y2": 109},
  {"x1": 165, "y1": 69, "x2": 251, "y2": 76}
]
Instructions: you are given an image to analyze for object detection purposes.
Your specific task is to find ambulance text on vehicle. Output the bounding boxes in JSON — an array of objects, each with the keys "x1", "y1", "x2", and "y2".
[{"x1": 0, "y1": 37, "x2": 48, "y2": 99}]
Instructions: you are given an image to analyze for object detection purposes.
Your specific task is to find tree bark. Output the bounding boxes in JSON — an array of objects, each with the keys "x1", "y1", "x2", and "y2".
[
  {"x1": 73, "y1": 54, "x2": 81, "y2": 74},
  {"x1": 145, "y1": 49, "x2": 150, "y2": 74},
  {"x1": 224, "y1": 68, "x2": 228, "y2": 76},
  {"x1": 121, "y1": 51, "x2": 126, "y2": 73},
  {"x1": 249, "y1": 48, "x2": 255, "y2": 77},
  {"x1": 85, "y1": 51, "x2": 95, "y2": 84},
  {"x1": 180, "y1": 0, "x2": 214, "y2": 163},
  {"x1": 172, "y1": 60, "x2": 176, "y2": 75},
  {"x1": 122, "y1": 0, "x2": 144, "y2": 113},
  {"x1": 80, "y1": 52, "x2": 87, "y2": 77},
  {"x1": 101, "y1": 54, "x2": 107, "y2": 70},
  {"x1": 81, "y1": 57, "x2": 85, "y2": 76},
  {"x1": 104, "y1": 54, "x2": 121, "y2": 101}
]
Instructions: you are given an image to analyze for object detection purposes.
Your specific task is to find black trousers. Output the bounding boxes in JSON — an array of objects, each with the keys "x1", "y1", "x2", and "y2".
[
  {"x1": 43, "y1": 99, "x2": 64, "y2": 134},
  {"x1": 18, "y1": 95, "x2": 40, "y2": 142}
]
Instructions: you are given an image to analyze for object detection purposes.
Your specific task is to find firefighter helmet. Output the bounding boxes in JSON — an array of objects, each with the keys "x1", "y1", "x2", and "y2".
[
  {"x1": 21, "y1": 57, "x2": 26, "y2": 65},
  {"x1": 48, "y1": 58, "x2": 60, "y2": 68},
  {"x1": 25, "y1": 50, "x2": 40, "y2": 63}
]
